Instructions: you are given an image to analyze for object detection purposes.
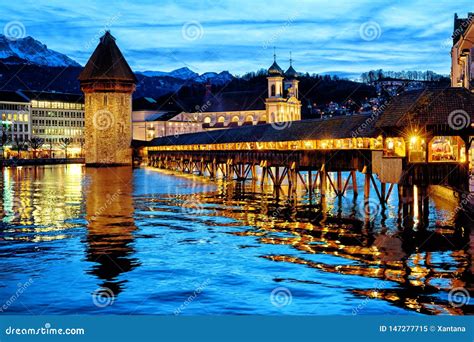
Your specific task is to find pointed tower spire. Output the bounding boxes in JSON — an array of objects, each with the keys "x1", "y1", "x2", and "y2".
[
  {"x1": 268, "y1": 47, "x2": 283, "y2": 75},
  {"x1": 289, "y1": 51, "x2": 293, "y2": 66}
]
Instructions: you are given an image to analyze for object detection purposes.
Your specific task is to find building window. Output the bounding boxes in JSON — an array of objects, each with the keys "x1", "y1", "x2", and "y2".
[
  {"x1": 408, "y1": 136, "x2": 426, "y2": 163},
  {"x1": 429, "y1": 136, "x2": 464, "y2": 162},
  {"x1": 104, "y1": 95, "x2": 108, "y2": 106},
  {"x1": 271, "y1": 84, "x2": 276, "y2": 97}
]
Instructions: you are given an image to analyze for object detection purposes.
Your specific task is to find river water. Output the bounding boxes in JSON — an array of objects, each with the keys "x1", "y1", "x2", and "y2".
[{"x1": 0, "y1": 165, "x2": 472, "y2": 315}]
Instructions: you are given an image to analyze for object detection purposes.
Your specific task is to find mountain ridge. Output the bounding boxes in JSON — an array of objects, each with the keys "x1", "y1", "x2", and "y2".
[{"x1": 0, "y1": 35, "x2": 80, "y2": 67}]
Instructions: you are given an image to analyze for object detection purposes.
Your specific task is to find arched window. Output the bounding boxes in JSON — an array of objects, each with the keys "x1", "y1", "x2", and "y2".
[
  {"x1": 245, "y1": 115, "x2": 254, "y2": 123},
  {"x1": 271, "y1": 84, "x2": 276, "y2": 97},
  {"x1": 218, "y1": 116, "x2": 225, "y2": 123},
  {"x1": 232, "y1": 116, "x2": 240, "y2": 123},
  {"x1": 204, "y1": 117, "x2": 211, "y2": 124},
  {"x1": 270, "y1": 112, "x2": 276, "y2": 122}
]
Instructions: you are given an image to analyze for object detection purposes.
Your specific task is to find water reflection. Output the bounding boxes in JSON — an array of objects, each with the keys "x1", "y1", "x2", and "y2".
[
  {"x1": 84, "y1": 167, "x2": 139, "y2": 297},
  {"x1": 165, "y1": 177, "x2": 473, "y2": 315},
  {"x1": 0, "y1": 166, "x2": 472, "y2": 315}
]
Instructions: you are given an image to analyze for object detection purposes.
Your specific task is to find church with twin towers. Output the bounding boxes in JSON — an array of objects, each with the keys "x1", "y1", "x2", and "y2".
[{"x1": 79, "y1": 31, "x2": 302, "y2": 165}]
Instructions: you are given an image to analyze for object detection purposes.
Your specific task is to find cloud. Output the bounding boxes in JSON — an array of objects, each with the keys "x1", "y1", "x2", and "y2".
[{"x1": 0, "y1": 0, "x2": 470, "y2": 75}]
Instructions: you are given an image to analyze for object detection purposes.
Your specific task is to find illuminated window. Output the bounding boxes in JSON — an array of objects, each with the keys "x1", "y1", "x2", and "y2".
[
  {"x1": 429, "y1": 136, "x2": 463, "y2": 162},
  {"x1": 408, "y1": 136, "x2": 426, "y2": 163}
]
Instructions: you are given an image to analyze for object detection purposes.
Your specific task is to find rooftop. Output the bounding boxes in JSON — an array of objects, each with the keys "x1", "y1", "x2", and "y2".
[
  {"x1": 376, "y1": 87, "x2": 474, "y2": 129},
  {"x1": 0, "y1": 90, "x2": 29, "y2": 103},
  {"x1": 144, "y1": 114, "x2": 377, "y2": 146},
  {"x1": 79, "y1": 31, "x2": 137, "y2": 83},
  {"x1": 18, "y1": 90, "x2": 84, "y2": 104}
]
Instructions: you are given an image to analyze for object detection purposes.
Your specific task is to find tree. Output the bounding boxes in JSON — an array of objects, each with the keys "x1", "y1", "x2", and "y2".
[
  {"x1": 78, "y1": 137, "x2": 85, "y2": 158},
  {"x1": 28, "y1": 137, "x2": 45, "y2": 159},
  {"x1": 59, "y1": 138, "x2": 72, "y2": 159},
  {"x1": 13, "y1": 136, "x2": 27, "y2": 159},
  {"x1": 0, "y1": 130, "x2": 7, "y2": 160},
  {"x1": 47, "y1": 141, "x2": 54, "y2": 158}
]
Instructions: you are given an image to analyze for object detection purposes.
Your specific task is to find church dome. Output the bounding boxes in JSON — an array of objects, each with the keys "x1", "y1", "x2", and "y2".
[
  {"x1": 285, "y1": 65, "x2": 298, "y2": 78},
  {"x1": 268, "y1": 61, "x2": 283, "y2": 76}
]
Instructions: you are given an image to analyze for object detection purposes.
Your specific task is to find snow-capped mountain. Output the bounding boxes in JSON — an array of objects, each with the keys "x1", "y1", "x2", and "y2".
[
  {"x1": 139, "y1": 67, "x2": 198, "y2": 79},
  {"x1": 195, "y1": 71, "x2": 233, "y2": 84},
  {"x1": 0, "y1": 35, "x2": 80, "y2": 67},
  {"x1": 138, "y1": 67, "x2": 233, "y2": 85}
]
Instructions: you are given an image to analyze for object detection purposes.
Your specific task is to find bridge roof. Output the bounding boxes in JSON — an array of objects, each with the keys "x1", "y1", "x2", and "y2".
[
  {"x1": 143, "y1": 114, "x2": 377, "y2": 147},
  {"x1": 376, "y1": 87, "x2": 474, "y2": 130}
]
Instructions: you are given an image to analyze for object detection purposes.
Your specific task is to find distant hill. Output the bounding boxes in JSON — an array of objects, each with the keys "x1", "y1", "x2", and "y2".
[
  {"x1": 149, "y1": 72, "x2": 378, "y2": 118},
  {"x1": 0, "y1": 35, "x2": 80, "y2": 67},
  {"x1": 137, "y1": 67, "x2": 234, "y2": 85},
  {"x1": 0, "y1": 34, "x2": 376, "y2": 110}
]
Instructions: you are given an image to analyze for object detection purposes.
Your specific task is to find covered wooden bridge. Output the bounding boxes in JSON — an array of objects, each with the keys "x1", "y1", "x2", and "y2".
[{"x1": 135, "y1": 87, "x2": 474, "y2": 213}]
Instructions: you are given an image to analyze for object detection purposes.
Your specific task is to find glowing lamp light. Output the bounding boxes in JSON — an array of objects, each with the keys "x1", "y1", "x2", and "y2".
[
  {"x1": 387, "y1": 140, "x2": 394, "y2": 150},
  {"x1": 410, "y1": 136, "x2": 418, "y2": 145}
]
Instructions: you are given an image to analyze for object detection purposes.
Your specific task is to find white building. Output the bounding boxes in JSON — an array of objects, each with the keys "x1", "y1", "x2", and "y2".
[
  {"x1": 451, "y1": 13, "x2": 474, "y2": 91},
  {"x1": 132, "y1": 55, "x2": 302, "y2": 141},
  {"x1": 132, "y1": 97, "x2": 203, "y2": 141},
  {"x1": 19, "y1": 91, "x2": 85, "y2": 157},
  {"x1": 0, "y1": 91, "x2": 31, "y2": 144}
]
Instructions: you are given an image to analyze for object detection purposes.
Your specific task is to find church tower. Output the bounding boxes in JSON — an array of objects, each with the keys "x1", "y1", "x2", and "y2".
[
  {"x1": 265, "y1": 51, "x2": 301, "y2": 124},
  {"x1": 79, "y1": 31, "x2": 137, "y2": 166},
  {"x1": 265, "y1": 51, "x2": 285, "y2": 123},
  {"x1": 284, "y1": 53, "x2": 301, "y2": 121}
]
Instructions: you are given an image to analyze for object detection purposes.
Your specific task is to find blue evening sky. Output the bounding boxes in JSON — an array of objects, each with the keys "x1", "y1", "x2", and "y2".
[{"x1": 3, "y1": 0, "x2": 472, "y2": 77}]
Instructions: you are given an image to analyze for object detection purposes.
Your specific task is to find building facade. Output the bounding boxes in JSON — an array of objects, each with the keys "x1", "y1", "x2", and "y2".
[
  {"x1": 0, "y1": 91, "x2": 31, "y2": 144},
  {"x1": 132, "y1": 98, "x2": 203, "y2": 141},
  {"x1": 132, "y1": 55, "x2": 303, "y2": 141},
  {"x1": 0, "y1": 90, "x2": 85, "y2": 158},
  {"x1": 21, "y1": 91, "x2": 85, "y2": 157},
  {"x1": 451, "y1": 13, "x2": 474, "y2": 91},
  {"x1": 186, "y1": 56, "x2": 301, "y2": 129}
]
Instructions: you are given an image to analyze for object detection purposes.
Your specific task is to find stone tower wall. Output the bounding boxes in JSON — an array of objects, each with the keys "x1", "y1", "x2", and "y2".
[{"x1": 84, "y1": 90, "x2": 133, "y2": 165}]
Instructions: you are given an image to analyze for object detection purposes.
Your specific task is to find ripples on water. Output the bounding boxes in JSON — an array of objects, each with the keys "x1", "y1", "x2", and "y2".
[{"x1": 0, "y1": 165, "x2": 472, "y2": 315}]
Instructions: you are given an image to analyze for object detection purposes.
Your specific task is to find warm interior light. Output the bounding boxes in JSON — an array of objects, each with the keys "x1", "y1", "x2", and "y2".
[
  {"x1": 387, "y1": 140, "x2": 394, "y2": 150},
  {"x1": 410, "y1": 136, "x2": 418, "y2": 145}
]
